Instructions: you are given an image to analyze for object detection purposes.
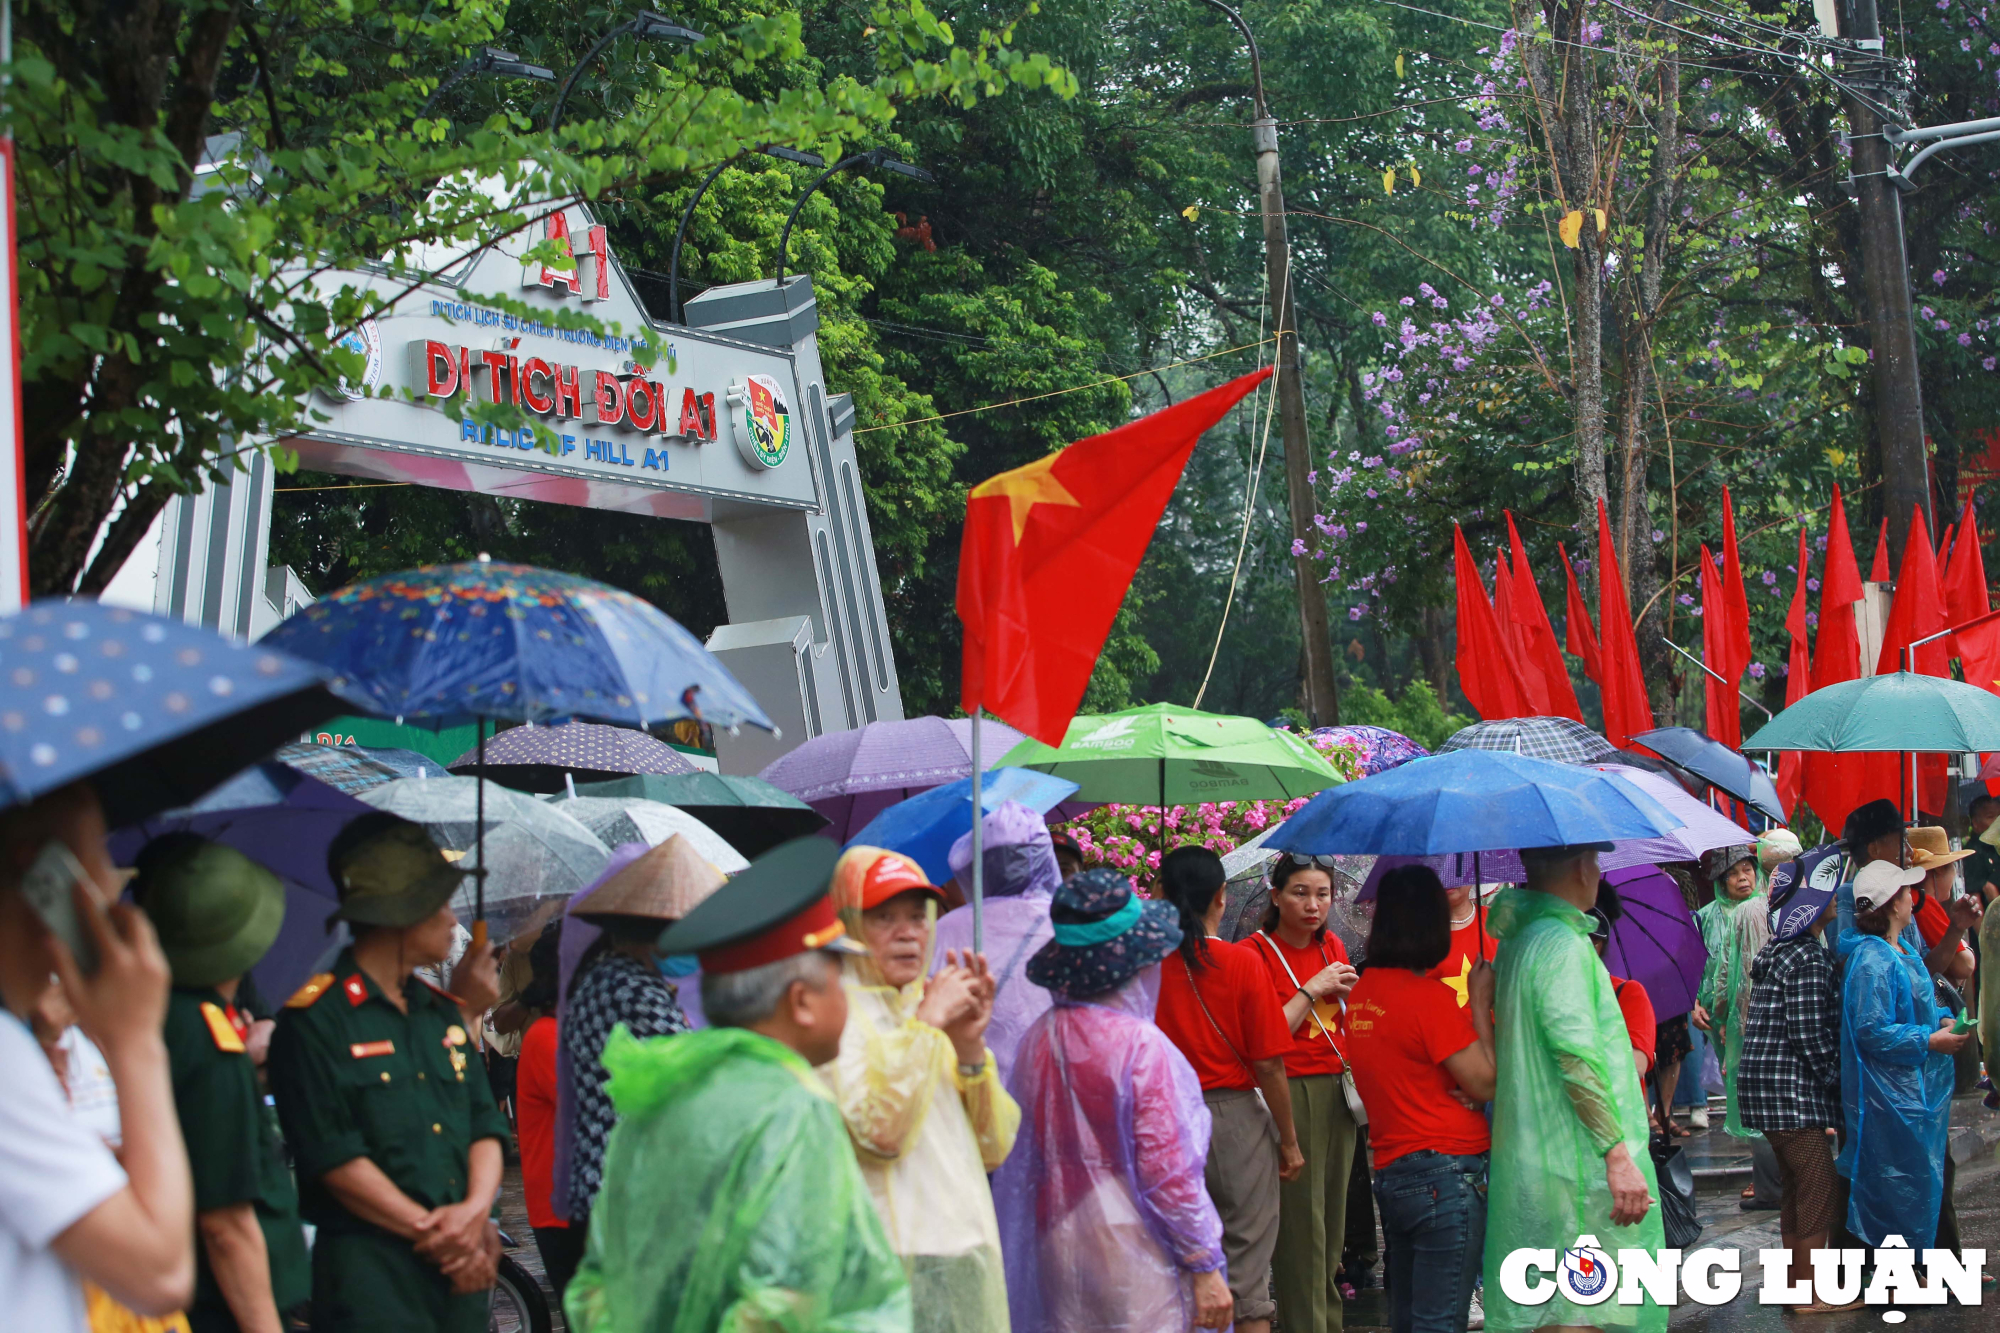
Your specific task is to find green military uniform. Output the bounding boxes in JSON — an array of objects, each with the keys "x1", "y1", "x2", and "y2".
[
  {"x1": 268, "y1": 950, "x2": 509, "y2": 1333},
  {"x1": 164, "y1": 986, "x2": 312, "y2": 1332}
]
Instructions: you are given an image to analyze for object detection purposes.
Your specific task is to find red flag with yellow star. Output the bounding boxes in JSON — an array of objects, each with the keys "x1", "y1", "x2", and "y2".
[{"x1": 957, "y1": 367, "x2": 1271, "y2": 744}]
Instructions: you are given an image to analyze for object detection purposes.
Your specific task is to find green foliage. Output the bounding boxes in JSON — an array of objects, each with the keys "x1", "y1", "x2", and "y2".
[{"x1": 1336, "y1": 678, "x2": 1471, "y2": 752}]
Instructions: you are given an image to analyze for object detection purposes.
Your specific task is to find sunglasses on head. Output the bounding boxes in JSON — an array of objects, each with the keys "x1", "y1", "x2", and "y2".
[{"x1": 1276, "y1": 853, "x2": 1339, "y2": 871}]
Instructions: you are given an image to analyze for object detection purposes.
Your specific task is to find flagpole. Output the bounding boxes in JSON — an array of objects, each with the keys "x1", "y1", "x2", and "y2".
[{"x1": 970, "y1": 708, "x2": 984, "y2": 953}]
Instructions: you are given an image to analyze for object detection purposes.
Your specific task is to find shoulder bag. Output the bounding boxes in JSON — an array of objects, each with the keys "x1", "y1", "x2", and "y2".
[{"x1": 1252, "y1": 932, "x2": 1368, "y2": 1126}]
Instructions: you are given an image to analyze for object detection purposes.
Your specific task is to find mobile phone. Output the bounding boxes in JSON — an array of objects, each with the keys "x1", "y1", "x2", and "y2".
[
  {"x1": 20, "y1": 840, "x2": 100, "y2": 976},
  {"x1": 1954, "y1": 1014, "x2": 1980, "y2": 1034}
]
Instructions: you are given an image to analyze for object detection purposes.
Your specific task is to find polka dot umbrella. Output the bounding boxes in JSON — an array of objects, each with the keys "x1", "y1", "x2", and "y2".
[{"x1": 0, "y1": 600, "x2": 347, "y2": 826}]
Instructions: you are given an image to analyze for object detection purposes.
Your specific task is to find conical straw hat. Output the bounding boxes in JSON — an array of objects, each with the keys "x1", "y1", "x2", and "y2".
[{"x1": 568, "y1": 834, "x2": 728, "y2": 923}]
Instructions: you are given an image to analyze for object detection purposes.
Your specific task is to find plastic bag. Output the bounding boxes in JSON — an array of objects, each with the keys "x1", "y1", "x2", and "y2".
[
  {"x1": 1648, "y1": 1137, "x2": 1702, "y2": 1250},
  {"x1": 1483, "y1": 888, "x2": 1666, "y2": 1333},
  {"x1": 1836, "y1": 936, "x2": 1951, "y2": 1250},
  {"x1": 564, "y1": 1025, "x2": 910, "y2": 1333},
  {"x1": 992, "y1": 972, "x2": 1225, "y2": 1333}
]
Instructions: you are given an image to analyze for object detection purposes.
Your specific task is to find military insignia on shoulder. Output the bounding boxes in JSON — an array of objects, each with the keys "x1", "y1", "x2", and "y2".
[
  {"x1": 201, "y1": 1002, "x2": 248, "y2": 1053},
  {"x1": 285, "y1": 974, "x2": 336, "y2": 1009}
]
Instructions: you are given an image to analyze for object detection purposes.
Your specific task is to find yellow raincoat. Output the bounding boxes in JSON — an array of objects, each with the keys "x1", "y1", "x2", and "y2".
[{"x1": 823, "y1": 899, "x2": 1020, "y2": 1333}]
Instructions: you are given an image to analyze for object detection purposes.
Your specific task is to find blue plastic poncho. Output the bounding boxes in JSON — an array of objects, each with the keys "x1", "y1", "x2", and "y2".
[
  {"x1": 932, "y1": 802, "x2": 1061, "y2": 1084},
  {"x1": 991, "y1": 969, "x2": 1225, "y2": 1333},
  {"x1": 1836, "y1": 934, "x2": 1951, "y2": 1249},
  {"x1": 565, "y1": 1025, "x2": 910, "y2": 1333}
]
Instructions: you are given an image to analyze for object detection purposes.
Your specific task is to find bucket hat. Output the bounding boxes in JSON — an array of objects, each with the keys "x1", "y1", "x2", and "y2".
[
  {"x1": 1768, "y1": 844, "x2": 1845, "y2": 942},
  {"x1": 327, "y1": 812, "x2": 466, "y2": 929},
  {"x1": 1024, "y1": 869, "x2": 1183, "y2": 1000},
  {"x1": 133, "y1": 834, "x2": 286, "y2": 988},
  {"x1": 569, "y1": 834, "x2": 727, "y2": 925},
  {"x1": 1701, "y1": 843, "x2": 1756, "y2": 880}
]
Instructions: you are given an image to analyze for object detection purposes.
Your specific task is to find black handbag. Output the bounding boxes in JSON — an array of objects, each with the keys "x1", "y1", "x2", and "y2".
[{"x1": 1649, "y1": 1135, "x2": 1703, "y2": 1249}]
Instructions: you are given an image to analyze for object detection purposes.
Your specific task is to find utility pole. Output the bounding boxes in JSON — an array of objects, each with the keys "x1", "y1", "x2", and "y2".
[
  {"x1": 1839, "y1": 0, "x2": 1932, "y2": 564},
  {"x1": 1200, "y1": 0, "x2": 1340, "y2": 725}
]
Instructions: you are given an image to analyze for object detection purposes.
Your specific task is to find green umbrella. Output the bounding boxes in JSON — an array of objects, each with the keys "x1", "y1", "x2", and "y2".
[
  {"x1": 996, "y1": 702, "x2": 1347, "y2": 809},
  {"x1": 575, "y1": 773, "x2": 828, "y2": 857},
  {"x1": 1741, "y1": 672, "x2": 2000, "y2": 752}
]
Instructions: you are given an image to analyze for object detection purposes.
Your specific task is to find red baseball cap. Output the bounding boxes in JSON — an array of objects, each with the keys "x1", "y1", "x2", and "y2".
[{"x1": 831, "y1": 846, "x2": 946, "y2": 913}]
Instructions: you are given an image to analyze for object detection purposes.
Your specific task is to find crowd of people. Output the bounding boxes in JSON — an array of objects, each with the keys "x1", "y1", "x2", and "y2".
[{"x1": 4, "y1": 770, "x2": 1996, "y2": 1333}]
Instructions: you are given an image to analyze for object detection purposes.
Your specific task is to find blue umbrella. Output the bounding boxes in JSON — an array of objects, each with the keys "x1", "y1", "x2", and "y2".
[
  {"x1": 0, "y1": 600, "x2": 345, "y2": 825},
  {"x1": 106, "y1": 763, "x2": 376, "y2": 1004},
  {"x1": 276, "y1": 741, "x2": 449, "y2": 793},
  {"x1": 1264, "y1": 749, "x2": 1682, "y2": 857},
  {"x1": 846, "y1": 766, "x2": 1080, "y2": 888},
  {"x1": 259, "y1": 560, "x2": 773, "y2": 732}
]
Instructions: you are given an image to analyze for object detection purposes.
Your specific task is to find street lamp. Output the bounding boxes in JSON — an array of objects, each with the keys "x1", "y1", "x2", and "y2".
[
  {"x1": 418, "y1": 47, "x2": 556, "y2": 123},
  {"x1": 667, "y1": 145, "x2": 826, "y2": 324},
  {"x1": 774, "y1": 149, "x2": 933, "y2": 285},
  {"x1": 1186, "y1": 0, "x2": 1342, "y2": 727},
  {"x1": 548, "y1": 11, "x2": 705, "y2": 132}
]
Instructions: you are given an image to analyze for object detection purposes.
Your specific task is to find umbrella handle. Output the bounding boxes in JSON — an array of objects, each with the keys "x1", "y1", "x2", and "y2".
[{"x1": 470, "y1": 920, "x2": 488, "y2": 952}]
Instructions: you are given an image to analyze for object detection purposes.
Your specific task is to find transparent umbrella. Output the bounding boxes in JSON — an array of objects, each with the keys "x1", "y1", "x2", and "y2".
[
  {"x1": 543, "y1": 794, "x2": 748, "y2": 874},
  {"x1": 357, "y1": 777, "x2": 611, "y2": 938}
]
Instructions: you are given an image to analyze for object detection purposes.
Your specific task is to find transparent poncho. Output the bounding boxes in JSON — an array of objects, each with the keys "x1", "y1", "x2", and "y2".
[
  {"x1": 1709, "y1": 890, "x2": 1770, "y2": 1138},
  {"x1": 932, "y1": 801, "x2": 1061, "y2": 1084},
  {"x1": 564, "y1": 1024, "x2": 910, "y2": 1333},
  {"x1": 1836, "y1": 934, "x2": 1951, "y2": 1249},
  {"x1": 990, "y1": 969, "x2": 1225, "y2": 1333},
  {"x1": 1483, "y1": 888, "x2": 1666, "y2": 1333},
  {"x1": 824, "y1": 901, "x2": 1019, "y2": 1333}
]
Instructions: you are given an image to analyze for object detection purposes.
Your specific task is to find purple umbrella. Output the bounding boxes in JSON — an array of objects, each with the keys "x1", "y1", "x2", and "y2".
[
  {"x1": 1309, "y1": 725, "x2": 1429, "y2": 776},
  {"x1": 1599, "y1": 864, "x2": 1708, "y2": 1020},
  {"x1": 758, "y1": 716, "x2": 1028, "y2": 842},
  {"x1": 107, "y1": 763, "x2": 376, "y2": 1004},
  {"x1": 448, "y1": 718, "x2": 698, "y2": 793}
]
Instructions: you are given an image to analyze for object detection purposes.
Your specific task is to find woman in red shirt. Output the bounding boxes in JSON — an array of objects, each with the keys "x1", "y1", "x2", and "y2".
[
  {"x1": 1426, "y1": 879, "x2": 1497, "y2": 1007},
  {"x1": 512, "y1": 921, "x2": 580, "y2": 1298},
  {"x1": 1345, "y1": 864, "x2": 1495, "y2": 1333},
  {"x1": 1154, "y1": 846, "x2": 1302, "y2": 1333},
  {"x1": 1245, "y1": 854, "x2": 1361, "y2": 1333}
]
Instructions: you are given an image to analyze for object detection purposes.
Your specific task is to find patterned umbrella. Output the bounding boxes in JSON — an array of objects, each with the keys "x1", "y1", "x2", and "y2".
[
  {"x1": 1309, "y1": 725, "x2": 1429, "y2": 776},
  {"x1": 448, "y1": 720, "x2": 697, "y2": 793},
  {"x1": 1437, "y1": 716, "x2": 1619, "y2": 765},
  {"x1": 759, "y1": 716, "x2": 1028, "y2": 842},
  {"x1": 0, "y1": 600, "x2": 346, "y2": 826},
  {"x1": 275, "y1": 741, "x2": 447, "y2": 793}
]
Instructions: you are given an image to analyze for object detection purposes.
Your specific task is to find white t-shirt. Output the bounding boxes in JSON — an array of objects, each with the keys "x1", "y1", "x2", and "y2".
[
  {"x1": 0, "y1": 1013, "x2": 127, "y2": 1333},
  {"x1": 55, "y1": 1027, "x2": 122, "y2": 1146}
]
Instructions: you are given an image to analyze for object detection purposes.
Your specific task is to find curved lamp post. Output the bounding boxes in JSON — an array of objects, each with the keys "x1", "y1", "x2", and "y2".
[
  {"x1": 548, "y1": 10, "x2": 705, "y2": 132},
  {"x1": 666, "y1": 145, "x2": 825, "y2": 324},
  {"x1": 419, "y1": 46, "x2": 556, "y2": 124},
  {"x1": 774, "y1": 149, "x2": 932, "y2": 286}
]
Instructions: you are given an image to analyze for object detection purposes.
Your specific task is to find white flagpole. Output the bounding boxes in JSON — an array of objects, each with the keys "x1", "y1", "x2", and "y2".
[
  {"x1": 0, "y1": 0, "x2": 25, "y2": 613},
  {"x1": 970, "y1": 707, "x2": 984, "y2": 953}
]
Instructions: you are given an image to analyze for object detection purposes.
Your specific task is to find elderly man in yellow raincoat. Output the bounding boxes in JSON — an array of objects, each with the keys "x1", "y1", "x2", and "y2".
[{"x1": 825, "y1": 846, "x2": 1020, "y2": 1333}]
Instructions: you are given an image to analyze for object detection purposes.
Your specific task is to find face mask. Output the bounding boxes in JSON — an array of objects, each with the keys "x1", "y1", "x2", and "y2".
[{"x1": 657, "y1": 954, "x2": 699, "y2": 979}]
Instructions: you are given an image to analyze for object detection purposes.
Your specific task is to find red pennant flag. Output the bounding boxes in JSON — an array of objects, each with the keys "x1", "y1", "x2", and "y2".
[
  {"x1": 1868, "y1": 516, "x2": 1891, "y2": 582},
  {"x1": 1871, "y1": 505, "x2": 1950, "y2": 812},
  {"x1": 1454, "y1": 526, "x2": 1536, "y2": 720},
  {"x1": 1805, "y1": 485, "x2": 1868, "y2": 834},
  {"x1": 1775, "y1": 527, "x2": 1812, "y2": 818},
  {"x1": 1505, "y1": 513, "x2": 1584, "y2": 721},
  {"x1": 1491, "y1": 544, "x2": 1536, "y2": 704},
  {"x1": 1719, "y1": 488, "x2": 1753, "y2": 685},
  {"x1": 1596, "y1": 499, "x2": 1654, "y2": 750},
  {"x1": 1947, "y1": 507, "x2": 2000, "y2": 700},
  {"x1": 957, "y1": 367, "x2": 1270, "y2": 743},
  {"x1": 1560, "y1": 540, "x2": 1602, "y2": 683},
  {"x1": 1699, "y1": 545, "x2": 1742, "y2": 748},
  {"x1": 1940, "y1": 523, "x2": 1956, "y2": 564}
]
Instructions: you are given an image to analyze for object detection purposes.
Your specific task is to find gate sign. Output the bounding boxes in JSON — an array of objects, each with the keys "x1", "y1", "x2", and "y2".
[{"x1": 280, "y1": 203, "x2": 818, "y2": 517}]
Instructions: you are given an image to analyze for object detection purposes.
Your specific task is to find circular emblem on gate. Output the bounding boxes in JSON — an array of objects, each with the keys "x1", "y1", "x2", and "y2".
[
  {"x1": 323, "y1": 318, "x2": 383, "y2": 402},
  {"x1": 729, "y1": 374, "x2": 792, "y2": 469}
]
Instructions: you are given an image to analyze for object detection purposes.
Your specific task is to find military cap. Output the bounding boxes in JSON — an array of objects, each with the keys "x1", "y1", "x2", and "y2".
[
  {"x1": 326, "y1": 812, "x2": 466, "y2": 928},
  {"x1": 133, "y1": 834, "x2": 286, "y2": 987}
]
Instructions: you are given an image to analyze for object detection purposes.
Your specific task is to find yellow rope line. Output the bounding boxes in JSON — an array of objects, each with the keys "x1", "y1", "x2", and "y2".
[{"x1": 850, "y1": 337, "x2": 1279, "y2": 436}]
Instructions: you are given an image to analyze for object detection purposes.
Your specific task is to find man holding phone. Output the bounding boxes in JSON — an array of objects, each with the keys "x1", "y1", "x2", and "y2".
[
  {"x1": 0, "y1": 782, "x2": 197, "y2": 1332},
  {"x1": 267, "y1": 813, "x2": 508, "y2": 1333},
  {"x1": 133, "y1": 834, "x2": 311, "y2": 1333}
]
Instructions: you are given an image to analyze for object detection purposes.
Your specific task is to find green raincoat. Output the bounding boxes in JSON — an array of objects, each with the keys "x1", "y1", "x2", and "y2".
[
  {"x1": 566, "y1": 1024, "x2": 912, "y2": 1333},
  {"x1": 1695, "y1": 889, "x2": 1764, "y2": 1139},
  {"x1": 1484, "y1": 888, "x2": 1666, "y2": 1333}
]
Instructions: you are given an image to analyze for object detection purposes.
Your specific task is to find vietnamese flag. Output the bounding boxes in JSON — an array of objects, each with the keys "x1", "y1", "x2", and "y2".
[
  {"x1": 1775, "y1": 526, "x2": 1812, "y2": 818},
  {"x1": 1596, "y1": 498, "x2": 1654, "y2": 750},
  {"x1": 1454, "y1": 526, "x2": 1535, "y2": 720},
  {"x1": 1505, "y1": 513, "x2": 1583, "y2": 721},
  {"x1": 957, "y1": 368, "x2": 1270, "y2": 744},
  {"x1": 1805, "y1": 484, "x2": 1868, "y2": 835},
  {"x1": 1560, "y1": 540, "x2": 1602, "y2": 683}
]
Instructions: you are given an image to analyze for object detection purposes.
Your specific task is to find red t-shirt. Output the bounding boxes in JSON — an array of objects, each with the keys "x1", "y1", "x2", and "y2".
[
  {"x1": 1157, "y1": 940, "x2": 1294, "y2": 1091},
  {"x1": 1345, "y1": 967, "x2": 1490, "y2": 1168},
  {"x1": 1425, "y1": 911, "x2": 1499, "y2": 1011},
  {"x1": 1244, "y1": 930, "x2": 1350, "y2": 1077},
  {"x1": 1610, "y1": 975, "x2": 1657, "y2": 1071},
  {"x1": 516, "y1": 1015, "x2": 565, "y2": 1229}
]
